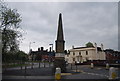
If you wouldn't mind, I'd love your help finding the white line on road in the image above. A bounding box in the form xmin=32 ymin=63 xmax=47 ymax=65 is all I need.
xmin=81 ymin=71 xmax=109 ymax=78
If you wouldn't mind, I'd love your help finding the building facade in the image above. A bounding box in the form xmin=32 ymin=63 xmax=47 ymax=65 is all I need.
xmin=104 ymin=49 xmax=120 ymax=63
xmin=65 ymin=44 xmax=106 ymax=64
xmin=29 ymin=47 xmax=55 ymax=62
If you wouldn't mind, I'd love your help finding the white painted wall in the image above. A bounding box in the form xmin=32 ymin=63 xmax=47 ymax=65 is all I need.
xmin=65 ymin=47 xmax=106 ymax=64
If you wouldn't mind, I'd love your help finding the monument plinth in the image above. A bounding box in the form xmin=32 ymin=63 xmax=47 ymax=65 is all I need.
xmin=54 ymin=13 xmax=66 ymax=73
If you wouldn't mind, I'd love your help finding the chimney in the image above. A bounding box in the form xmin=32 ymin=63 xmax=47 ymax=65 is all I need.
xmin=101 ymin=43 xmax=104 ymax=51
xmin=41 ymin=47 xmax=44 ymax=51
xmin=49 ymin=47 xmax=51 ymax=52
xmin=29 ymin=49 xmax=32 ymax=54
xmin=38 ymin=48 xmax=40 ymax=51
xmin=72 ymin=45 xmax=74 ymax=49
xmin=94 ymin=43 xmax=98 ymax=54
xmin=94 ymin=43 xmax=97 ymax=48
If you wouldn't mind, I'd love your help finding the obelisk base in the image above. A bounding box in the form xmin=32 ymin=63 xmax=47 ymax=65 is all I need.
xmin=53 ymin=53 xmax=66 ymax=73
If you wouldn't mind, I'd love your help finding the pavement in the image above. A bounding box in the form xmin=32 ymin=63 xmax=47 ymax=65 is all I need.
xmin=2 ymin=63 xmax=120 ymax=81
xmin=64 ymin=65 xmax=120 ymax=79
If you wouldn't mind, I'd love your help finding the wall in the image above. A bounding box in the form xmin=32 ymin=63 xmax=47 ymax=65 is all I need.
xmin=65 ymin=47 xmax=106 ymax=64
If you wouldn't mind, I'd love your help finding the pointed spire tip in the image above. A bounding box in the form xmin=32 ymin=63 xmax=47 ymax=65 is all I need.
xmin=59 ymin=13 xmax=62 ymax=16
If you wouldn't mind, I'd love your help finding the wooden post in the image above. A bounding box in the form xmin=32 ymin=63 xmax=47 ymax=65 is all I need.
xmin=76 ymin=64 xmax=77 ymax=72
xmin=20 ymin=58 xmax=22 ymax=70
xmin=39 ymin=61 xmax=40 ymax=68
xmin=20 ymin=60 xmax=22 ymax=70
xmin=5 ymin=62 xmax=7 ymax=71
xmin=49 ymin=61 xmax=50 ymax=67
xmin=44 ymin=61 xmax=45 ymax=67
xmin=31 ymin=61 xmax=33 ymax=69
xmin=25 ymin=66 xmax=27 ymax=76
xmin=71 ymin=63 xmax=72 ymax=70
xmin=31 ymin=54 xmax=33 ymax=69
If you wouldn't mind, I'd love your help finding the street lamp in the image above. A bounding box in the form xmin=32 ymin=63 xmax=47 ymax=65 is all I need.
xmin=29 ymin=42 xmax=35 ymax=69
xmin=29 ymin=42 xmax=35 ymax=54
xmin=49 ymin=44 xmax=53 ymax=62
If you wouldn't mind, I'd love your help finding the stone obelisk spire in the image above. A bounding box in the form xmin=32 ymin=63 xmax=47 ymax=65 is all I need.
xmin=54 ymin=13 xmax=66 ymax=73
xmin=55 ymin=13 xmax=65 ymax=53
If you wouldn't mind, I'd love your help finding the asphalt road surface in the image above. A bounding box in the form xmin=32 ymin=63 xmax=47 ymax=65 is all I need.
xmin=2 ymin=63 xmax=120 ymax=81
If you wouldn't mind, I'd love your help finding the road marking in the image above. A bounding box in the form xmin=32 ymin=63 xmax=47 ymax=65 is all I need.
xmin=82 ymin=71 xmax=109 ymax=78
xmin=97 ymin=68 xmax=102 ymax=70
xmin=72 ymin=70 xmax=83 ymax=72
xmin=72 ymin=69 xmax=109 ymax=78
xmin=61 ymin=73 xmax=72 ymax=75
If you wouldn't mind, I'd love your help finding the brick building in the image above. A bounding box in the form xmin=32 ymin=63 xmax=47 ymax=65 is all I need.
xmin=104 ymin=49 xmax=120 ymax=63
xmin=29 ymin=47 xmax=55 ymax=62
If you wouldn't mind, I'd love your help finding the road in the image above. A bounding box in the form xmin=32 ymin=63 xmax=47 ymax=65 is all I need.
xmin=64 ymin=64 xmax=120 ymax=79
xmin=2 ymin=62 xmax=120 ymax=81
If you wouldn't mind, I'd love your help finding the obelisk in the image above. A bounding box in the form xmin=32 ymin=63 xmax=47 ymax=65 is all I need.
xmin=54 ymin=13 xmax=66 ymax=72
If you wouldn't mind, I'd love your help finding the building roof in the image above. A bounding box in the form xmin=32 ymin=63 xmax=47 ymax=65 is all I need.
xmin=104 ymin=49 xmax=120 ymax=56
xmin=73 ymin=47 xmax=93 ymax=49
xmin=30 ymin=50 xmax=48 ymax=55
xmin=69 ymin=47 xmax=102 ymax=51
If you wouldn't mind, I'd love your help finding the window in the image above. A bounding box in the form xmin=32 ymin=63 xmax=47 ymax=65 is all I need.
xmin=79 ymin=52 xmax=81 ymax=55
xmin=77 ymin=57 xmax=79 ymax=61
xmin=86 ymin=51 xmax=88 ymax=55
xmin=67 ymin=54 xmax=69 ymax=57
xmin=73 ymin=52 xmax=75 ymax=56
xmin=86 ymin=57 xmax=88 ymax=61
xmin=73 ymin=58 xmax=75 ymax=61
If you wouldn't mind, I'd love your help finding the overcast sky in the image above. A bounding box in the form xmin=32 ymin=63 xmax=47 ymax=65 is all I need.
xmin=7 ymin=2 xmax=118 ymax=53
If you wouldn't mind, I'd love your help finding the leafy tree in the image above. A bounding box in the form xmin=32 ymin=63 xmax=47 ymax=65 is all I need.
xmin=0 ymin=3 xmax=22 ymax=62
xmin=86 ymin=42 xmax=94 ymax=47
xmin=16 ymin=51 xmax=28 ymax=61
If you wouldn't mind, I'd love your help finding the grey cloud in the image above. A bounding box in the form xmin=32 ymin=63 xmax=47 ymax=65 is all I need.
xmin=7 ymin=2 xmax=118 ymax=53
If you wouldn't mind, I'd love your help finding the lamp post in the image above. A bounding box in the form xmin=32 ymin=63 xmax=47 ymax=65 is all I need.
xmin=49 ymin=44 xmax=53 ymax=63
xmin=29 ymin=42 xmax=35 ymax=54
xmin=29 ymin=42 xmax=35 ymax=69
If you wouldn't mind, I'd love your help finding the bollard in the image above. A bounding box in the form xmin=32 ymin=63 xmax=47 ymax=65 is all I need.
xmin=91 ymin=63 xmax=94 ymax=69
xmin=55 ymin=67 xmax=61 ymax=80
xmin=109 ymin=67 xmax=118 ymax=80
xmin=106 ymin=63 xmax=109 ymax=70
